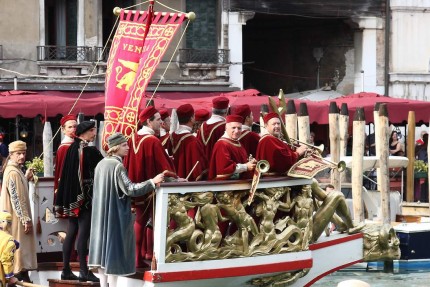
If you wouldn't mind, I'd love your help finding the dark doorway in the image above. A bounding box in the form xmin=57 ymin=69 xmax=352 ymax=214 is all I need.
xmin=242 ymin=14 xmax=354 ymax=96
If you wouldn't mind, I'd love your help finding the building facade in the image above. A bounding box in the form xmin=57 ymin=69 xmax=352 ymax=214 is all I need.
xmin=0 ymin=1 xmax=429 ymax=105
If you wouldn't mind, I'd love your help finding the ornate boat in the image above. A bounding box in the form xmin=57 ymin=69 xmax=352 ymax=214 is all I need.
xmin=28 ymin=174 xmax=399 ymax=287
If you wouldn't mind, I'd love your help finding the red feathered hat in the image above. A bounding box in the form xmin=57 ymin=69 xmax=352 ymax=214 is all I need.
xmin=232 ymin=105 xmax=251 ymax=123
xmin=60 ymin=114 xmax=77 ymax=126
xmin=226 ymin=115 xmax=243 ymax=124
xmin=176 ymin=104 xmax=194 ymax=119
xmin=263 ymin=112 xmax=279 ymax=124
xmin=159 ymin=109 xmax=170 ymax=121
xmin=195 ymin=109 xmax=210 ymax=121
xmin=212 ymin=96 xmax=229 ymax=109
xmin=139 ymin=106 xmax=158 ymax=123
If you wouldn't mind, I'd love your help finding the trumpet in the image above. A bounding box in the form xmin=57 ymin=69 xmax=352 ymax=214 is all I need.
xmin=320 ymin=157 xmax=347 ymax=172
xmin=256 ymin=160 xmax=270 ymax=173
xmin=290 ymin=138 xmax=324 ymax=154
xmin=290 ymin=138 xmax=346 ymax=172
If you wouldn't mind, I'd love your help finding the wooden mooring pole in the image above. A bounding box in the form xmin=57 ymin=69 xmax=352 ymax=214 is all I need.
xmin=406 ymin=111 xmax=416 ymax=202
xmin=285 ymin=99 xmax=297 ymax=141
xmin=352 ymin=107 xmax=365 ymax=223
xmin=329 ymin=102 xmax=340 ymax=191
xmin=298 ymin=103 xmax=310 ymax=144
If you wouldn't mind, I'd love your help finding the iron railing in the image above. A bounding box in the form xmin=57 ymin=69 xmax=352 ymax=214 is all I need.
xmin=0 ymin=45 xmax=3 ymax=59
xmin=37 ymin=46 xmax=93 ymax=61
xmin=178 ymin=49 xmax=229 ymax=64
xmin=93 ymin=46 xmax=111 ymax=62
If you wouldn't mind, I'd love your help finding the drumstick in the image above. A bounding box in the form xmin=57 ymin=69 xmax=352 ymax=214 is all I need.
xmin=185 ymin=161 xmax=200 ymax=181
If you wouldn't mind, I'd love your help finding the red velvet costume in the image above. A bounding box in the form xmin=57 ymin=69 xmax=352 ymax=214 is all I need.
xmin=196 ymin=120 xmax=225 ymax=161
xmin=159 ymin=132 xmax=172 ymax=155
xmin=171 ymin=129 xmax=208 ymax=181
xmin=256 ymin=134 xmax=299 ymax=175
xmin=54 ymin=138 xmax=74 ymax=193
xmin=124 ymin=131 xmax=175 ymax=266
xmin=208 ymin=137 xmax=251 ymax=180
xmin=238 ymin=128 xmax=260 ymax=158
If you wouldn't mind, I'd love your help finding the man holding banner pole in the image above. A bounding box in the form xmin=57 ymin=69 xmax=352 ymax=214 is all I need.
xmin=124 ymin=106 xmax=177 ymax=268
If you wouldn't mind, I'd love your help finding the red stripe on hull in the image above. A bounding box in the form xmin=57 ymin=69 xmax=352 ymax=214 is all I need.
xmin=144 ymin=259 xmax=313 ymax=283
xmin=309 ymin=233 xmax=363 ymax=251
xmin=303 ymin=259 xmax=363 ymax=287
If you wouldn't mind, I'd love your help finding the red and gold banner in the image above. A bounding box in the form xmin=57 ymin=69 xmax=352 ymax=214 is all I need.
xmin=102 ymin=9 xmax=153 ymax=149
xmin=116 ymin=13 xmax=186 ymax=137
xmin=287 ymin=154 xmax=331 ymax=179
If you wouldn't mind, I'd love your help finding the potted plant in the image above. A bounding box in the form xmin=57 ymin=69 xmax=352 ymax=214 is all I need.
xmin=414 ymin=160 xmax=428 ymax=179
xmin=25 ymin=157 xmax=44 ymax=177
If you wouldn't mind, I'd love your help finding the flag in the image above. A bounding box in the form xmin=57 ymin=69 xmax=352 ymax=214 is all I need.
xmin=102 ymin=9 xmax=153 ymax=150
xmin=116 ymin=13 xmax=186 ymax=137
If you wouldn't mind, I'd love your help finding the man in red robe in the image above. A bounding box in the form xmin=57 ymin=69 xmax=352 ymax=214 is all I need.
xmin=256 ymin=112 xmax=307 ymax=175
xmin=158 ymin=109 xmax=172 ymax=155
xmin=124 ymin=106 xmax=176 ymax=267
xmin=171 ymin=104 xmax=208 ymax=181
xmin=232 ymin=104 xmax=260 ymax=158
xmin=197 ymin=97 xmax=229 ymax=161
xmin=192 ymin=108 xmax=210 ymax=134
xmin=208 ymin=115 xmax=256 ymax=180
xmin=54 ymin=114 xmax=77 ymax=197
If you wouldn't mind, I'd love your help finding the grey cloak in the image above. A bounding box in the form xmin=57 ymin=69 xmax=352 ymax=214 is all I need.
xmin=88 ymin=155 xmax=155 ymax=275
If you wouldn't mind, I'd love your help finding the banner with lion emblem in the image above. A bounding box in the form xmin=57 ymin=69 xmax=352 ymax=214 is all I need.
xmin=102 ymin=9 xmax=152 ymax=150
xmin=103 ymin=7 xmax=186 ymax=148
xmin=115 ymin=13 xmax=186 ymax=137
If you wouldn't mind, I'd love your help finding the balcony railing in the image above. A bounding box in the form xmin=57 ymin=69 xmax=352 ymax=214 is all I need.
xmin=0 ymin=45 xmax=3 ymax=59
xmin=93 ymin=46 xmax=111 ymax=62
xmin=37 ymin=46 xmax=93 ymax=61
xmin=178 ymin=49 xmax=229 ymax=64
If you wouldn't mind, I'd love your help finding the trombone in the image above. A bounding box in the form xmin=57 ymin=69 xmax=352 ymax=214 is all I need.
xmin=290 ymin=138 xmax=347 ymax=172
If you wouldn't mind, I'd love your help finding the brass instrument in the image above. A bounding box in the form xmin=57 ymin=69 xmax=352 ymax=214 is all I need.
xmin=290 ymin=138 xmax=346 ymax=172
xmin=321 ymin=157 xmax=347 ymax=173
xmin=256 ymin=160 xmax=270 ymax=173
xmin=268 ymin=90 xmax=291 ymax=144
xmin=248 ymin=160 xmax=270 ymax=204
xmin=290 ymin=138 xmax=324 ymax=154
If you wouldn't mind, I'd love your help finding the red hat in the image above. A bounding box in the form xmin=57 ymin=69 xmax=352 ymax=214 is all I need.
xmin=60 ymin=114 xmax=77 ymax=126
xmin=226 ymin=115 xmax=243 ymax=124
xmin=139 ymin=106 xmax=158 ymax=123
xmin=232 ymin=105 xmax=251 ymax=123
xmin=159 ymin=109 xmax=170 ymax=121
xmin=195 ymin=109 xmax=210 ymax=121
xmin=263 ymin=112 xmax=279 ymax=124
xmin=212 ymin=96 xmax=229 ymax=109
xmin=176 ymin=104 xmax=194 ymax=119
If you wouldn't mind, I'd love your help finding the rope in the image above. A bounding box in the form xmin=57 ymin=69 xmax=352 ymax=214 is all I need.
xmin=156 ymin=1 xmax=184 ymax=14
xmin=38 ymin=15 xmax=120 ymax=159
xmin=124 ymin=0 xmax=150 ymax=10
xmin=145 ymin=19 xmax=191 ymax=107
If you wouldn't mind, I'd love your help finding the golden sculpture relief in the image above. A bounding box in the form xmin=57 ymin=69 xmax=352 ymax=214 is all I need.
xmin=249 ymin=269 xmax=310 ymax=287
xmin=362 ymin=223 xmax=400 ymax=262
xmin=164 ymin=181 xmax=371 ymax=267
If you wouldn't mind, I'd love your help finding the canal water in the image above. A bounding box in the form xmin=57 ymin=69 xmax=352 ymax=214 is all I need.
xmin=312 ymin=263 xmax=430 ymax=286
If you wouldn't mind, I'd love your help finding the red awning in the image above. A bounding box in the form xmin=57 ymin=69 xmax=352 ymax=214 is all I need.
xmin=0 ymin=90 xmax=105 ymax=119
xmin=303 ymin=92 xmax=430 ymax=124
xmin=1 ymin=90 xmax=429 ymax=125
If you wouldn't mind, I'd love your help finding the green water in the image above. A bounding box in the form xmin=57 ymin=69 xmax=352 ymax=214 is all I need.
xmin=313 ymin=270 xmax=430 ymax=286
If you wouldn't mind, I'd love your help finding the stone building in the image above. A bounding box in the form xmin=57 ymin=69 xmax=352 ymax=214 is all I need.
xmin=0 ymin=0 xmax=429 ymax=156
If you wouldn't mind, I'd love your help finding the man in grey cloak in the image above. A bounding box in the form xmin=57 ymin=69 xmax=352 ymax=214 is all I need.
xmin=88 ymin=133 xmax=164 ymax=287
